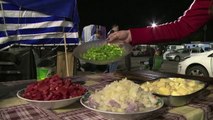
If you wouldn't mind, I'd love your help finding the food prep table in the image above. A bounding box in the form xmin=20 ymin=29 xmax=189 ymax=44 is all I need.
xmin=0 ymin=70 xmax=213 ymax=120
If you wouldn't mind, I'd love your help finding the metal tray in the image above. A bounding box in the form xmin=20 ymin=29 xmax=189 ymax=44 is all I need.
xmin=73 ymin=40 xmax=132 ymax=65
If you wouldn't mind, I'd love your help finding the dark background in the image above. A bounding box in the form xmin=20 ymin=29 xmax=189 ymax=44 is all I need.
xmin=77 ymin=0 xmax=213 ymax=42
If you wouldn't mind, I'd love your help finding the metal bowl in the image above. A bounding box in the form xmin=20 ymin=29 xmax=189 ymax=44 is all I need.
xmin=153 ymin=86 xmax=208 ymax=107
xmin=17 ymin=89 xmax=81 ymax=109
xmin=146 ymin=78 xmax=208 ymax=107
xmin=80 ymin=93 xmax=164 ymax=120
xmin=73 ymin=40 xmax=132 ymax=65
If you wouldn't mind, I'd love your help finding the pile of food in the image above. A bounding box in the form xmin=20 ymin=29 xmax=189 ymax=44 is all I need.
xmin=23 ymin=75 xmax=86 ymax=100
xmin=82 ymin=44 xmax=124 ymax=61
xmin=141 ymin=78 xmax=205 ymax=96
xmin=86 ymin=78 xmax=161 ymax=113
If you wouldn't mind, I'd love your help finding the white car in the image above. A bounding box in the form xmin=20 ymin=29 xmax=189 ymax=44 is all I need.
xmin=178 ymin=50 xmax=213 ymax=77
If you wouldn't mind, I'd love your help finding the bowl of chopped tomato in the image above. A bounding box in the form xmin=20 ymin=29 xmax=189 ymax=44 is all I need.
xmin=17 ymin=75 xmax=87 ymax=109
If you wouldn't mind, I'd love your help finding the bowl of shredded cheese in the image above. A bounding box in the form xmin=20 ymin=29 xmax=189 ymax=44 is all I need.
xmin=80 ymin=78 xmax=164 ymax=120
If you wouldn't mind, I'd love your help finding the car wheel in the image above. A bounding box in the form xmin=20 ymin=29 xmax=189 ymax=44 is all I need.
xmin=186 ymin=65 xmax=209 ymax=77
xmin=174 ymin=56 xmax=180 ymax=62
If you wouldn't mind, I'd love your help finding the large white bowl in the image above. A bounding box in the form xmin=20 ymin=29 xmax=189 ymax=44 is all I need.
xmin=17 ymin=89 xmax=81 ymax=109
xmin=80 ymin=94 xmax=164 ymax=120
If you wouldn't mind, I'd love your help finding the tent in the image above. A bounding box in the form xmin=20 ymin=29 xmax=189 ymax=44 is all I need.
xmin=0 ymin=0 xmax=79 ymax=50
xmin=0 ymin=0 xmax=80 ymax=79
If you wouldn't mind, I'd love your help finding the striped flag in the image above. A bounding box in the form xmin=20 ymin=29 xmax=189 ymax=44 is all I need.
xmin=0 ymin=0 xmax=79 ymax=50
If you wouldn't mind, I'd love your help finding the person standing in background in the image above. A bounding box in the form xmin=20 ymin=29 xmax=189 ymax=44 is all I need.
xmin=85 ymin=27 xmax=105 ymax=72
xmin=88 ymin=28 xmax=102 ymax=72
xmin=152 ymin=48 xmax=163 ymax=71
xmin=81 ymin=25 xmax=107 ymax=43
xmin=80 ymin=25 xmax=107 ymax=72
xmin=107 ymin=25 xmax=120 ymax=72
xmin=90 ymin=29 xmax=103 ymax=41
xmin=124 ymin=50 xmax=131 ymax=71
xmin=147 ymin=47 xmax=155 ymax=70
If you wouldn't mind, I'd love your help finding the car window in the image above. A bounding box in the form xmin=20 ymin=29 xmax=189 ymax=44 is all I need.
xmin=182 ymin=49 xmax=190 ymax=53
xmin=204 ymin=47 xmax=211 ymax=51
xmin=171 ymin=46 xmax=176 ymax=50
xmin=176 ymin=49 xmax=184 ymax=53
xmin=191 ymin=48 xmax=205 ymax=53
xmin=191 ymin=49 xmax=199 ymax=53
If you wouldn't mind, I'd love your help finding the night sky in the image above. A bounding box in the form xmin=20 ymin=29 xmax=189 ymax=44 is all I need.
xmin=77 ymin=0 xmax=213 ymax=42
xmin=77 ymin=0 xmax=193 ymax=31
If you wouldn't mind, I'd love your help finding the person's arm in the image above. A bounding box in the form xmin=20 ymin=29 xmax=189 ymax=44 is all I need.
xmin=130 ymin=0 xmax=212 ymax=45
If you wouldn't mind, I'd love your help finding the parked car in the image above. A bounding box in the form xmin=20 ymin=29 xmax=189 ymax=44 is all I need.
xmin=177 ymin=50 xmax=213 ymax=77
xmin=163 ymin=49 xmax=174 ymax=60
xmin=166 ymin=45 xmax=185 ymax=51
xmin=166 ymin=47 xmax=207 ymax=62
xmin=166 ymin=48 xmax=191 ymax=62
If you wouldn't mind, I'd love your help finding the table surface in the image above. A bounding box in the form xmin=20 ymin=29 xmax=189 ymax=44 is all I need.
xmin=1 ymin=71 xmax=213 ymax=120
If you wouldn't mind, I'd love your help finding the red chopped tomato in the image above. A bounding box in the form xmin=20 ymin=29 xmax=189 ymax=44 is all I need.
xmin=23 ymin=75 xmax=86 ymax=100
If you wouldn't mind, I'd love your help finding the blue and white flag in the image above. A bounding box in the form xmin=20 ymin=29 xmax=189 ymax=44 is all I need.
xmin=0 ymin=0 xmax=79 ymax=50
